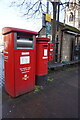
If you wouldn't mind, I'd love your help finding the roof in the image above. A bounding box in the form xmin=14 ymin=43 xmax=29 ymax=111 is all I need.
xmin=2 ymin=27 xmax=38 ymax=35
xmin=38 ymin=20 xmax=80 ymax=34
xmin=59 ymin=22 xmax=80 ymax=33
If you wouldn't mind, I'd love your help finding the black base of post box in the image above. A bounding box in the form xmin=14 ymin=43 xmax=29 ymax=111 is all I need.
xmin=35 ymin=74 xmax=48 ymax=85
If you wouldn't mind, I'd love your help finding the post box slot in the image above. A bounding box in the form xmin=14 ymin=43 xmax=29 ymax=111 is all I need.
xmin=16 ymin=36 xmax=34 ymax=50
xmin=43 ymin=45 xmax=48 ymax=47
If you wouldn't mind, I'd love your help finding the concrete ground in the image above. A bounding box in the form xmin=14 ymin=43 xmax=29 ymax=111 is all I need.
xmin=2 ymin=65 xmax=79 ymax=118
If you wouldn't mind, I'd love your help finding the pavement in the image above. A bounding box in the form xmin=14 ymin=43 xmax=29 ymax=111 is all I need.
xmin=0 ymin=53 xmax=79 ymax=118
xmin=2 ymin=67 xmax=79 ymax=118
xmin=0 ymin=53 xmax=4 ymax=88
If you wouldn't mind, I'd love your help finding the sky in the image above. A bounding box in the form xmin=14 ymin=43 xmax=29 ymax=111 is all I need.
xmin=0 ymin=0 xmax=68 ymax=34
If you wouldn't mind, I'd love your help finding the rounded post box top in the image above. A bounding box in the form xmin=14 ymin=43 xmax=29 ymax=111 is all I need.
xmin=2 ymin=27 xmax=38 ymax=35
xmin=36 ymin=37 xmax=50 ymax=42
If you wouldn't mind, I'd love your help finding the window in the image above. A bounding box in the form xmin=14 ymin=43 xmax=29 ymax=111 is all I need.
xmin=70 ymin=2 xmax=73 ymax=7
xmin=69 ymin=12 xmax=74 ymax=21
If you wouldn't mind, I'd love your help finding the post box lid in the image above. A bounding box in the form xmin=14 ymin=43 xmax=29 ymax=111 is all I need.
xmin=2 ymin=27 xmax=38 ymax=35
xmin=36 ymin=37 xmax=50 ymax=42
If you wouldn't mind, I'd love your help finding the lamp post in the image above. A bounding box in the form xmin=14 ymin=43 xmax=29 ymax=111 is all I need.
xmin=51 ymin=0 xmax=60 ymax=62
xmin=46 ymin=0 xmax=60 ymax=62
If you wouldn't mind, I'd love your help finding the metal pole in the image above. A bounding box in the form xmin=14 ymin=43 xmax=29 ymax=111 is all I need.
xmin=55 ymin=2 xmax=60 ymax=62
xmin=52 ymin=2 xmax=57 ymax=63
xmin=56 ymin=3 xmax=60 ymax=31
xmin=47 ymin=0 xmax=49 ymax=14
xmin=46 ymin=0 xmax=49 ymax=38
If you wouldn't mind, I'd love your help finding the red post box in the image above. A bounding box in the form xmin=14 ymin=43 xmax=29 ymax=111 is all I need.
xmin=48 ymin=43 xmax=54 ymax=61
xmin=2 ymin=27 xmax=38 ymax=97
xmin=36 ymin=37 xmax=50 ymax=83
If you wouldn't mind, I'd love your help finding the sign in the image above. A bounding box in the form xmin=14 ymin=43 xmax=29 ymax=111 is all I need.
xmin=22 ymin=52 xmax=29 ymax=55
xmin=46 ymin=22 xmax=51 ymax=35
xmin=45 ymin=13 xmax=51 ymax=22
xmin=44 ymin=49 xmax=48 ymax=56
xmin=22 ymin=74 xmax=29 ymax=80
xmin=20 ymin=56 xmax=30 ymax=64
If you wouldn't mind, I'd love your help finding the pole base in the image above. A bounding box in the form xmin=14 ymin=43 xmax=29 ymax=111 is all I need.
xmin=35 ymin=74 xmax=48 ymax=85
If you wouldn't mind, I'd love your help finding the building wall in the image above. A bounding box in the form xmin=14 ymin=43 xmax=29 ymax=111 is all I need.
xmin=38 ymin=24 xmax=79 ymax=62
xmin=61 ymin=32 xmax=75 ymax=61
xmin=65 ymin=0 xmax=80 ymax=30
xmin=78 ymin=6 xmax=80 ymax=29
xmin=38 ymin=27 xmax=46 ymax=37
xmin=55 ymin=25 xmax=63 ymax=62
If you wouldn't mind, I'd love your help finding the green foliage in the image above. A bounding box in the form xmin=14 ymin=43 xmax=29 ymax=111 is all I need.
xmin=34 ymin=85 xmax=41 ymax=93
xmin=47 ymin=77 xmax=55 ymax=82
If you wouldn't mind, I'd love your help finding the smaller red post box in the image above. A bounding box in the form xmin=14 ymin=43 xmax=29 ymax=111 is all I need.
xmin=48 ymin=43 xmax=54 ymax=61
xmin=36 ymin=37 xmax=50 ymax=84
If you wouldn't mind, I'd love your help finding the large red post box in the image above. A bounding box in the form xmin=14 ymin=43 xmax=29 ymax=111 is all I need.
xmin=2 ymin=27 xmax=38 ymax=97
xmin=36 ymin=37 xmax=50 ymax=83
xmin=48 ymin=43 xmax=54 ymax=61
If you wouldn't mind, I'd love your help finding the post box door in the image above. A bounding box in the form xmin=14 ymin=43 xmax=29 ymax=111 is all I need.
xmin=48 ymin=43 xmax=54 ymax=61
xmin=14 ymin=34 xmax=36 ymax=96
xmin=14 ymin=50 xmax=35 ymax=96
xmin=36 ymin=43 xmax=48 ymax=75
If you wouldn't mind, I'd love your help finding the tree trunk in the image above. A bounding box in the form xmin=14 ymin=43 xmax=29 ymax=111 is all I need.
xmin=52 ymin=2 xmax=57 ymax=63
